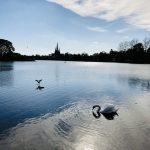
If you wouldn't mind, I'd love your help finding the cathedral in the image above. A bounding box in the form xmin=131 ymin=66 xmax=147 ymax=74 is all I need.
xmin=54 ymin=43 xmax=60 ymax=56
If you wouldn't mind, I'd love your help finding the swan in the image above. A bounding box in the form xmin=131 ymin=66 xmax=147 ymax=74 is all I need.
xmin=92 ymin=104 xmax=118 ymax=114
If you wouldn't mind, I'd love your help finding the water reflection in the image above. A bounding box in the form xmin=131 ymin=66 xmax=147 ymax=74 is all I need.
xmin=92 ymin=111 xmax=101 ymax=119
xmin=0 ymin=62 xmax=13 ymax=72
xmin=56 ymin=119 xmax=72 ymax=137
xmin=36 ymin=85 xmax=45 ymax=90
xmin=118 ymin=76 xmax=150 ymax=91
xmin=0 ymin=62 xmax=150 ymax=150
xmin=0 ymin=62 xmax=14 ymax=87
xmin=54 ymin=62 xmax=60 ymax=82
xmin=128 ymin=77 xmax=150 ymax=91
xmin=92 ymin=110 xmax=119 ymax=120
xmin=102 ymin=112 xmax=119 ymax=120
xmin=0 ymin=98 xmax=150 ymax=150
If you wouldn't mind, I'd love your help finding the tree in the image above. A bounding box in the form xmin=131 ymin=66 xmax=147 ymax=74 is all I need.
xmin=129 ymin=39 xmax=138 ymax=49
xmin=131 ymin=43 xmax=145 ymax=61
xmin=133 ymin=43 xmax=144 ymax=53
xmin=0 ymin=39 xmax=15 ymax=56
xmin=143 ymin=37 xmax=150 ymax=51
xmin=118 ymin=41 xmax=130 ymax=51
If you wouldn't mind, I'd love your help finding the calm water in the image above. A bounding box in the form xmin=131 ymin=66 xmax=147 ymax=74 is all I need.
xmin=0 ymin=61 xmax=150 ymax=150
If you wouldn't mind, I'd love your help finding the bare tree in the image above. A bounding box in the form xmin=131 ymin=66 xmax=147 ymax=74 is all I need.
xmin=129 ymin=39 xmax=138 ymax=49
xmin=143 ymin=37 xmax=150 ymax=51
xmin=118 ymin=39 xmax=139 ymax=51
xmin=118 ymin=41 xmax=130 ymax=51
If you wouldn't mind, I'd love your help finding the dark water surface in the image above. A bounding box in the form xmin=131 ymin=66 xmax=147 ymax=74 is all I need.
xmin=0 ymin=61 xmax=150 ymax=150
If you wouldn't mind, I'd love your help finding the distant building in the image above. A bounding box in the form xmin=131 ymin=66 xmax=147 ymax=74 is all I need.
xmin=50 ymin=43 xmax=62 ymax=60
xmin=54 ymin=43 xmax=60 ymax=56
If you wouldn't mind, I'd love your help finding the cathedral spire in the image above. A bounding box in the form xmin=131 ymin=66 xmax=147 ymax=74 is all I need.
xmin=55 ymin=42 xmax=60 ymax=56
xmin=56 ymin=42 xmax=59 ymax=51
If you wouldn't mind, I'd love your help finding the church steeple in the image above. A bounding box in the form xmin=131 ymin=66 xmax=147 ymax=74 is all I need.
xmin=55 ymin=42 xmax=59 ymax=51
xmin=55 ymin=42 xmax=60 ymax=55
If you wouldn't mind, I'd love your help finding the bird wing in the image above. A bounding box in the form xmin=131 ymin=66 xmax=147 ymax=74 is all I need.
xmin=101 ymin=104 xmax=117 ymax=113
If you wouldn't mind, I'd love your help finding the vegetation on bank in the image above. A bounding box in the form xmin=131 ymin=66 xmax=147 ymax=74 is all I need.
xmin=0 ymin=39 xmax=34 ymax=61
xmin=1 ymin=38 xmax=150 ymax=63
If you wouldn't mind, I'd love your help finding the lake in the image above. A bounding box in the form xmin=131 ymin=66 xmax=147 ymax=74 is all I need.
xmin=0 ymin=61 xmax=150 ymax=150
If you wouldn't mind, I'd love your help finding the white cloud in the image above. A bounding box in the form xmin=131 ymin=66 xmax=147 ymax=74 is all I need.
xmin=91 ymin=41 xmax=105 ymax=46
xmin=46 ymin=0 xmax=150 ymax=30
xmin=87 ymin=26 xmax=107 ymax=32
xmin=92 ymin=41 xmax=99 ymax=45
xmin=116 ymin=28 xmax=130 ymax=33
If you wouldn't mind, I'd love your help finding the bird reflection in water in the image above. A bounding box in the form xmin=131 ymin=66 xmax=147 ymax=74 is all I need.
xmin=35 ymin=79 xmax=44 ymax=90
xmin=92 ymin=104 xmax=119 ymax=120
xmin=102 ymin=112 xmax=119 ymax=120
xmin=92 ymin=111 xmax=101 ymax=119
xmin=36 ymin=85 xmax=45 ymax=90
xmin=92 ymin=110 xmax=119 ymax=120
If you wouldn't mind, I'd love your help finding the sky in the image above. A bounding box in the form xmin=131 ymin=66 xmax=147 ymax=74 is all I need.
xmin=0 ymin=0 xmax=150 ymax=55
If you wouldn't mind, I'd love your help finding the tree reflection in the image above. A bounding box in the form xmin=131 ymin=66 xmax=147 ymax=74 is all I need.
xmin=0 ymin=62 xmax=13 ymax=72
xmin=128 ymin=78 xmax=150 ymax=91
xmin=118 ymin=76 xmax=150 ymax=91
xmin=0 ymin=62 xmax=14 ymax=87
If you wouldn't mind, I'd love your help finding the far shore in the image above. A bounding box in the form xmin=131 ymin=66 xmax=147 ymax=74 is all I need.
xmin=1 ymin=58 xmax=150 ymax=64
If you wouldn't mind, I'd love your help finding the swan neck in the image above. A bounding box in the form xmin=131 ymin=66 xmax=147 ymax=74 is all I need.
xmin=97 ymin=106 xmax=101 ymax=112
xmin=93 ymin=105 xmax=101 ymax=112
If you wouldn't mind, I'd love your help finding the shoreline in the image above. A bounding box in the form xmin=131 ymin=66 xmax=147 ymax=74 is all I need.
xmin=1 ymin=59 xmax=150 ymax=64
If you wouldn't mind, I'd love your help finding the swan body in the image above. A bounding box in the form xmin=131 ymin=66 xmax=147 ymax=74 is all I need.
xmin=100 ymin=104 xmax=118 ymax=114
xmin=92 ymin=104 xmax=118 ymax=114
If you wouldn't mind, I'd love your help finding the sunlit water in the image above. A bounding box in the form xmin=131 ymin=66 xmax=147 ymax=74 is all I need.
xmin=0 ymin=61 xmax=150 ymax=150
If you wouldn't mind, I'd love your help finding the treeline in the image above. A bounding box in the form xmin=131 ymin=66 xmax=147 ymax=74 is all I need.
xmin=35 ymin=38 xmax=150 ymax=63
xmin=113 ymin=38 xmax=150 ymax=63
xmin=1 ymin=38 xmax=150 ymax=63
xmin=0 ymin=39 xmax=34 ymax=61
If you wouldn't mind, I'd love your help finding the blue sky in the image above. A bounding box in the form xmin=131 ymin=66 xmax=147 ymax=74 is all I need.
xmin=0 ymin=0 xmax=150 ymax=55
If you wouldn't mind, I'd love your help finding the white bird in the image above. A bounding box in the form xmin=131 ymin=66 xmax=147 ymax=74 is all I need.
xmin=35 ymin=79 xmax=42 ymax=84
xmin=92 ymin=104 xmax=118 ymax=114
